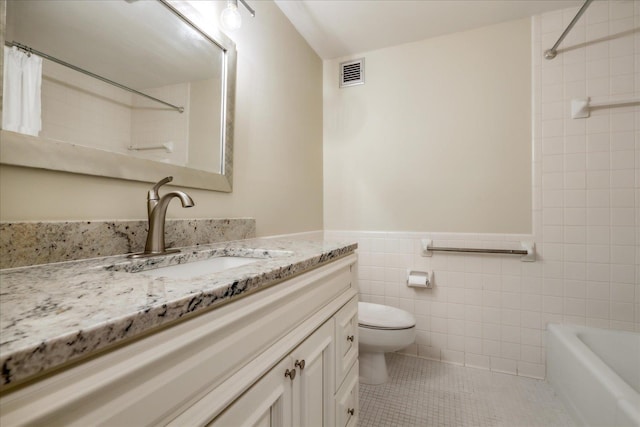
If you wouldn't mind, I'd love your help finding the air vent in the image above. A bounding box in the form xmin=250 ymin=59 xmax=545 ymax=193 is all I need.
xmin=340 ymin=58 xmax=365 ymax=88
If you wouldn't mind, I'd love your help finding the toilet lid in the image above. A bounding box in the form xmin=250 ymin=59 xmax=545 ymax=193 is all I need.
xmin=358 ymin=302 xmax=416 ymax=329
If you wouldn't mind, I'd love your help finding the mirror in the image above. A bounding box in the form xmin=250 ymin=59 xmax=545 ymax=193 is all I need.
xmin=0 ymin=0 xmax=236 ymax=191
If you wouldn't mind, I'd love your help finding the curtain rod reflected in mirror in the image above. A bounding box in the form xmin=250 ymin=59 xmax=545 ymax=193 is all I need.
xmin=5 ymin=41 xmax=185 ymax=113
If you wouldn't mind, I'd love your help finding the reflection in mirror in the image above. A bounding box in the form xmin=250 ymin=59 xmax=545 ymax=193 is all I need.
xmin=1 ymin=0 xmax=236 ymax=191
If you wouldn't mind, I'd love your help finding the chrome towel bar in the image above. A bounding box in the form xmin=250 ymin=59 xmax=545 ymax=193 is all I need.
xmin=427 ymin=247 xmax=526 ymax=255
xmin=421 ymin=240 xmax=536 ymax=262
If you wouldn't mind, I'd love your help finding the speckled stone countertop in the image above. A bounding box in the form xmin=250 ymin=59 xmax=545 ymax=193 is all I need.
xmin=0 ymin=238 xmax=357 ymax=389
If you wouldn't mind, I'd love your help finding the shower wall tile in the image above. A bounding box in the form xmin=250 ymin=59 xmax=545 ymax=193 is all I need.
xmin=535 ymin=0 xmax=637 ymax=333
xmin=41 ymin=62 xmax=133 ymax=150
xmin=39 ymin=62 xmax=191 ymax=164
xmin=325 ymin=0 xmax=639 ymax=380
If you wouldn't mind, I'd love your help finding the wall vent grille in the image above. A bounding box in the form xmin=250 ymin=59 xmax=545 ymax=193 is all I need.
xmin=340 ymin=58 xmax=365 ymax=88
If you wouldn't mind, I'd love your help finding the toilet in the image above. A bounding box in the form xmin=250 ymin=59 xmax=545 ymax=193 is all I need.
xmin=358 ymin=302 xmax=416 ymax=385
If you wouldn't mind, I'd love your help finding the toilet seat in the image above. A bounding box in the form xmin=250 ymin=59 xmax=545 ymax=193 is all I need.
xmin=358 ymin=302 xmax=416 ymax=330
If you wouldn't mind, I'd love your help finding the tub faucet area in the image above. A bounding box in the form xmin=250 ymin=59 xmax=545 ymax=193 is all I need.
xmin=129 ymin=176 xmax=195 ymax=258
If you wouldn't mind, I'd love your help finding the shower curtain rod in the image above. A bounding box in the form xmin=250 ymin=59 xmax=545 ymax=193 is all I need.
xmin=544 ymin=0 xmax=594 ymax=59
xmin=4 ymin=41 xmax=184 ymax=113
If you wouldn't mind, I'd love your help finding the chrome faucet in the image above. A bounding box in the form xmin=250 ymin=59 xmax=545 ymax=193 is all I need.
xmin=129 ymin=176 xmax=194 ymax=258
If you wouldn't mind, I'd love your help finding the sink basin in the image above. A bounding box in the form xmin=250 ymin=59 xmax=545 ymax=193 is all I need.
xmin=136 ymin=256 xmax=259 ymax=279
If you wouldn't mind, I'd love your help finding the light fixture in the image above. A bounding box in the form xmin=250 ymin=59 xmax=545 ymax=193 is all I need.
xmin=220 ymin=0 xmax=255 ymax=32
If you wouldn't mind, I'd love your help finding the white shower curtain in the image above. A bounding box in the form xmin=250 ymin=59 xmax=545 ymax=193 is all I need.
xmin=2 ymin=46 xmax=42 ymax=137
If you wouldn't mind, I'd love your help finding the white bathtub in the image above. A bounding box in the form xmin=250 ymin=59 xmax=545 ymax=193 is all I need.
xmin=547 ymin=323 xmax=640 ymax=427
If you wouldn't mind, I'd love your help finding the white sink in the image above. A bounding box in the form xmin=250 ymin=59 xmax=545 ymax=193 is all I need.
xmin=137 ymin=256 xmax=259 ymax=279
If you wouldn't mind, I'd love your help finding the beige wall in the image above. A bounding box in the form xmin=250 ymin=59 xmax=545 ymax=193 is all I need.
xmin=323 ymin=18 xmax=532 ymax=233
xmin=0 ymin=0 xmax=324 ymax=237
xmin=189 ymin=78 xmax=222 ymax=173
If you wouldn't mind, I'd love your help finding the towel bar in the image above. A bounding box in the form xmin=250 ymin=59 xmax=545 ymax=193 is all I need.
xmin=421 ymin=240 xmax=536 ymax=262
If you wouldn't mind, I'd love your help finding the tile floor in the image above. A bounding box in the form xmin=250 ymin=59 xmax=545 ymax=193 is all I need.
xmin=359 ymin=354 xmax=575 ymax=427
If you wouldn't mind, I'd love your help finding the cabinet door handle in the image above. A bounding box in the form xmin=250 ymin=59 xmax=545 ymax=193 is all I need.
xmin=347 ymin=408 xmax=355 ymax=416
xmin=295 ymin=359 xmax=306 ymax=370
xmin=346 ymin=335 xmax=355 ymax=342
xmin=284 ymin=368 xmax=296 ymax=381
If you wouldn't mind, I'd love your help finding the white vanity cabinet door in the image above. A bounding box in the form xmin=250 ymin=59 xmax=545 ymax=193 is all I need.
xmin=335 ymin=361 xmax=359 ymax=427
xmin=334 ymin=296 xmax=358 ymax=390
xmin=208 ymin=356 xmax=293 ymax=427
xmin=291 ymin=320 xmax=335 ymax=427
xmin=210 ymin=320 xmax=336 ymax=427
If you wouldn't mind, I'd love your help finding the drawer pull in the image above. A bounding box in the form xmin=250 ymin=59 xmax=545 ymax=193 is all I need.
xmin=346 ymin=335 xmax=355 ymax=342
xmin=295 ymin=359 xmax=306 ymax=370
xmin=284 ymin=368 xmax=296 ymax=381
xmin=347 ymin=408 xmax=355 ymax=416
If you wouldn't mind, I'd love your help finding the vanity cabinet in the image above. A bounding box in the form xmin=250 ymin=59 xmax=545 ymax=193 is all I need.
xmin=334 ymin=297 xmax=359 ymax=390
xmin=291 ymin=320 xmax=335 ymax=427
xmin=206 ymin=296 xmax=359 ymax=427
xmin=210 ymin=320 xmax=334 ymax=427
xmin=209 ymin=356 xmax=293 ymax=427
xmin=0 ymin=254 xmax=358 ymax=427
xmin=335 ymin=362 xmax=359 ymax=427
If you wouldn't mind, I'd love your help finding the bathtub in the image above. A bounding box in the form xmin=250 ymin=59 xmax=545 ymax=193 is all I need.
xmin=547 ymin=323 xmax=640 ymax=427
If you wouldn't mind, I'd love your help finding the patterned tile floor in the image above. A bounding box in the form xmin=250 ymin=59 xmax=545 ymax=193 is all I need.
xmin=359 ymin=354 xmax=575 ymax=427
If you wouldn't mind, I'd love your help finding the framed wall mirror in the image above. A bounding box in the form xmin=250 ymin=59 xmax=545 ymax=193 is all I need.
xmin=0 ymin=0 xmax=236 ymax=191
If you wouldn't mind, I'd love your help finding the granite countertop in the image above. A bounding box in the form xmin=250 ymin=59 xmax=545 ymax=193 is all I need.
xmin=0 ymin=238 xmax=357 ymax=389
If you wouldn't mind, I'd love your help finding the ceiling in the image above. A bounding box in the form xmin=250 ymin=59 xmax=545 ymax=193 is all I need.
xmin=274 ymin=0 xmax=584 ymax=59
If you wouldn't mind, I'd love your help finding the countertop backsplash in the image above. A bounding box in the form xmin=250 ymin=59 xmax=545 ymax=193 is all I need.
xmin=0 ymin=218 xmax=256 ymax=269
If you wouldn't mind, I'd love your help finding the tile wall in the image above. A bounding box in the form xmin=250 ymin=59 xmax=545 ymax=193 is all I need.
xmin=130 ymin=82 xmax=190 ymax=166
xmin=534 ymin=0 xmax=639 ymax=333
xmin=40 ymin=62 xmax=190 ymax=164
xmin=325 ymin=0 xmax=639 ymax=379
xmin=41 ymin=61 xmax=133 ymax=151
xmin=325 ymin=231 xmax=546 ymax=378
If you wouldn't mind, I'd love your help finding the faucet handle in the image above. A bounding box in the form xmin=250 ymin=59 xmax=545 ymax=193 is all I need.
xmin=149 ymin=176 xmax=173 ymax=201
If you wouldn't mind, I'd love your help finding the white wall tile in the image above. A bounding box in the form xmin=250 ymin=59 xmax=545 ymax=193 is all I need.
xmin=564 ymin=172 xmax=587 ymax=189
xmin=611 ymin=189 xmax=635 ymax=207
xmin=611 ymin=283 xmax=635 ymax=301
xmin=611 ymin=74 xmax=635 ymax=94
xmin=587 ymin=170 xmax=611 ymax=188
xmin=610 ymin=302 xmax=634 ymax=322
xmin=610 ymin=264 xmax=635 ymax=283
xmin=611 ymin=169 xmax=635 ymax=187
xmin=564 ymin=189 xmax=586 ymax=207
xmin=586 ymin=76 xmax=610 ymax=96
xmin=610 ymin=55 xmax=635 ymax=76
xmin=587 ymin=207 xmax=611 ymax=225
xmin=610 ymin=245 xmax=635 ymax=264
xmin=587 ymin=151 xmax=611 ymax=169
xmin=611 ymin=150 xmax=636 ymax=169
xmin=611 ymin=207 xmax=636 ymax=226
xmin=586 ymin=299 xmax=610 ymax=318
xmin=587 ymin=225 xmax=610 ymax=244
xmin=587 ymin=132 xmax=611 ymax=152
xmin=491 ymin=357 xmax=517 ymax=375
xmin=566 ymin=153 xmax=587 ymax=170
xmin=611 ymin=131 xmax=634 ymax=150
xmin=587 ymin=59 xmax=610 ymax=79
xmin=611 ymin=112 xmax=635 ymax=132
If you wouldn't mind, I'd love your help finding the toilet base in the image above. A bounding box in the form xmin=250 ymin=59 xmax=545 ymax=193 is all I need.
xmin=359 ymin=351 xmax=388 ymax=385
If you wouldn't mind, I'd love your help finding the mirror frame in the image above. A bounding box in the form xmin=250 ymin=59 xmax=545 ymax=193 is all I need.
xmin=0 ymin=0 xmax=236 ymax=192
